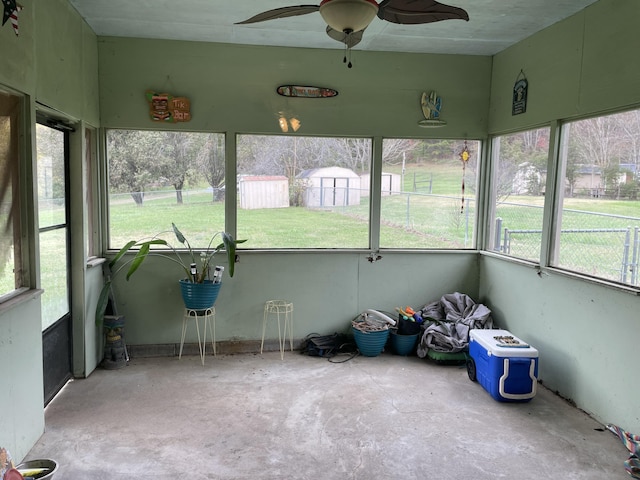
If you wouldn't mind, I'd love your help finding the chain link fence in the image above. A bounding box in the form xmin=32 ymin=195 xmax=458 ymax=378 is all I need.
xmin=495 ymin=204 xmax=640 ymax=286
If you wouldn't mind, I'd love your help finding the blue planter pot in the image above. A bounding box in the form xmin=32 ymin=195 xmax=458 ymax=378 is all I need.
xmin=352 ymin=327 xmax=389 ymax=357
xmin=179 ymin=279 xmax=221 ymax=310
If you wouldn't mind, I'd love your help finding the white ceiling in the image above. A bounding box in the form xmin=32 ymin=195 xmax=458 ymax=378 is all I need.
xmin=68 ymin=0 xmax=599 ymax=56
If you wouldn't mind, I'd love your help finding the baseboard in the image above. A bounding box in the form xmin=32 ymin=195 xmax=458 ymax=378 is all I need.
xmin=127 ymin=339 xmax=299 ymax=358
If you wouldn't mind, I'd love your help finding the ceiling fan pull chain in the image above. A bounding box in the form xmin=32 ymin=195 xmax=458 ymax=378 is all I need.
xmin=342 ymin=30 xmax=353 ymax=68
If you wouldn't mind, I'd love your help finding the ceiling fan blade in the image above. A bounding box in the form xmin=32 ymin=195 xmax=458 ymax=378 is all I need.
xmin=326 ymin=26 xmax=364 ymax=48
xmin=377 ymin=0 xmax=469 ymax=25
xmin=235 ymin=5 xmax=320 ymax=25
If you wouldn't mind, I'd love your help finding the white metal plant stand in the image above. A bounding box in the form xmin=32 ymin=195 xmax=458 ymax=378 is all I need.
xmin=180 ymin=307 xmax=216 ymax=365
xmin=261 ymin=300 xmax=294 ymax=360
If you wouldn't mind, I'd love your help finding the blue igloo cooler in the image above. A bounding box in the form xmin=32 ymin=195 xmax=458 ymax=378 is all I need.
xmin=467 ymin=329 xmax=538 ymax=402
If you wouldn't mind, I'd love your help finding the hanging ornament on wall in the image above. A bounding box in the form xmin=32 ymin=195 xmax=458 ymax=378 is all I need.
xmin=2 ymin=0 xmax=22 ymax=36
xmin=418 ymin=91 xmax=447 ymax=128
xmin=459 ymin=140 xmax=470 ymax=213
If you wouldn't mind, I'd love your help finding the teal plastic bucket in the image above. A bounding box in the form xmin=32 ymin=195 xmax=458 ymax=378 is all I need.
xmin=179 ymin=279 xmax=221 ymax=310
xmin=390 ymin=331 xmax=419 ymax=356
xmin=352 ymin=327 xmax=389 ymax=357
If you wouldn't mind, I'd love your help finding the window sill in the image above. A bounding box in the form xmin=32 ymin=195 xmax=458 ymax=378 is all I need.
xmin=87 ymin=257 xmax=107 ymax=268
xmin=0 ymin=288 xmax=45 ymax=314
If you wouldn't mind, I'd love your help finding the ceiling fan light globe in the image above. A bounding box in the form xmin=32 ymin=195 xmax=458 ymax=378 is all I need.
xmin=319 ymin=0 xmax=379 ymax=33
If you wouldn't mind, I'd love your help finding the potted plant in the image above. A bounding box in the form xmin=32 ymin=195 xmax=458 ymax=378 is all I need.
xmin=96 ymin=223 xmax=245 ymax=325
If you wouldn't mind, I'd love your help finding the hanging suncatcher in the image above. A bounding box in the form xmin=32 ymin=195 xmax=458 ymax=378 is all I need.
xmin=459 ymin=141 xmax=470 ymax=213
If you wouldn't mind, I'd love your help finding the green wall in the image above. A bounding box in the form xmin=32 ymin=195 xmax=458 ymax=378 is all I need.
xmin=2 ymin=0 xmax=639 ymax=464
xmin=0 ymin=294 xmax=44 ymax=466
xmin=98 ymin=37 xmax=491 ymax=138
xmin=489 ymin=0 xmax=640 ymax=132
xmin=110 ymin=252 xmax=479 ymax=348
xmin=98 ymin=36 xmax=491 ymax=349
xmin=0 ymin=0 xmax=99 ymax=463
xmin=482 ymin=0 xmax=640 ymax=431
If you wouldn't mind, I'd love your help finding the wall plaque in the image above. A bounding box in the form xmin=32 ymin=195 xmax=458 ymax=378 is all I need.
xmin=145 ymin=90 xmax=191 ymax=122
xmin=512 ymin=71 xmax=528 ymax=116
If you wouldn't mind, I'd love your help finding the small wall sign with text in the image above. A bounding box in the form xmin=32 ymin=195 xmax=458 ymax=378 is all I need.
xmin=512 ymin=71 xmax=528 ymax=116
xmin=276 ymin=85 xmax=338 ymax=98
xmin=145 ymin=90 xmax=191 ymax=122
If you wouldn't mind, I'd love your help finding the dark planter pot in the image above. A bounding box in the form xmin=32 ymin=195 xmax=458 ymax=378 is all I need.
xmin=390 ymin=331 xmax=420 ymax=356
xmin=179 ymin=279 xmax=221 ymax=310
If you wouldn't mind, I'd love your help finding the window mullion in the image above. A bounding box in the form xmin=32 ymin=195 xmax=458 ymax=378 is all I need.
xmin=540 ymin=120 xmax=562 ymax=268
xmin=369 ymin=136 xmax=382 ymax=252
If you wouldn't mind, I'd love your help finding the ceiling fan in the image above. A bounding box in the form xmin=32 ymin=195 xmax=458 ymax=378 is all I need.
xmin=236 ymin=0 xmax=469 ymax=67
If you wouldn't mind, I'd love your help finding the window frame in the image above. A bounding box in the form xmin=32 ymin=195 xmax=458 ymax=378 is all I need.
xmin=103 ymin=129 xmax=485 ymax=254
xmin=484 ymin=112 xmax=640 ymax=294
xmin=486 ymin=126 xmax=553 ymax=263
xmin=0 ymin=86 xmax=31 ymax=304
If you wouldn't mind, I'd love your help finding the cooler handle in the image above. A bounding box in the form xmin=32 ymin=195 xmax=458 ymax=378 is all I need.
xmin=499 ymin=358 xmax=537 ymax=400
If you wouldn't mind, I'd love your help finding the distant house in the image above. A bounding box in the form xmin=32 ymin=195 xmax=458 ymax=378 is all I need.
xmin=573 ymin=165 xmax=603 ymax=196
xmin=619 ymin=163 xmax=638 ymax=184
xmin=238 ymin=175 xmax=289 ymax=209
xmin=297 ymin=167 xmax=361 ymax=207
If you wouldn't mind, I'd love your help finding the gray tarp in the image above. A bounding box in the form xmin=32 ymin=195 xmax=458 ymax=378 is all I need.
xmin=416 ymin=292 xmax=493 ymax=357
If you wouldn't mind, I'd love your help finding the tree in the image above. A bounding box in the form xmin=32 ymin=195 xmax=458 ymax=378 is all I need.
xmin=35 ymin=124 xmax=66 ymax=201
xmin=154 ymin=131 xmax=196 ymax=204
xmin=107 ymin=129 xmax=164 ymax=205
xmin=570 ymin=115 xmax=623 ymax=169
xmin=197 ymin=133 xmax=225 ymax=201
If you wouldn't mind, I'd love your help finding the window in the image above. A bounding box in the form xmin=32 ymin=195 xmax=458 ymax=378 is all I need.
xmin=106 ymin=129 xmax=225 ymax=249
xmin=0 ymin=90 xmax=23 ymax=298
xmin=36 ymin=122 xmax=70 ymax=329
xmin=555 ymin=110 xmax=640 ymax=287
xmin=380 ymin=138 xmax=480 ymax=249
xmin=489 ymin=128 xmax=551 ymax=261
xmin=236 ymin=135 xmax=371 ymax=249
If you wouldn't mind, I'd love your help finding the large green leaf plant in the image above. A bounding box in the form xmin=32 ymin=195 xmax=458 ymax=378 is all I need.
xmin=96 ymin=223 xmax=245 ymax=325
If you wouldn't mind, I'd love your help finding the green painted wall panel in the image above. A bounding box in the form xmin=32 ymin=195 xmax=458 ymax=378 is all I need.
xmin=484 ymin=0 xmax=640 ymax=433
xmin=490 ymin=0 xmax=640 ymax=133
xmin=0 ymin=0 xmax=99 ymax=463
xmin=478 ymin=255 xmax=639 ymax=433
xmin=578 ymin=0 xmax=640 ymax=115
xmin=109 ymin=252 xmax=478 ymax=346
xmin=98 ymin=37 xmax=491 ymax=139
xmin=0 ymin=0 xmax=35 ymax=93
xmin=489 ymin=14 xmax=585 ymax=133
xmin=0 ymin=295 xmax=45 ymax=464
xmin=34 ymin=0 xmax=89 ymax=119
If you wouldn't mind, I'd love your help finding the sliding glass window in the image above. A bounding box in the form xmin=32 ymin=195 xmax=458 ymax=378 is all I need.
xmin=106 ymin=129 xmax=225 ymax=249
xmin=380 ymin=138 xmax=480 ymax=249
xmin=236 ymin=135 xmax=371 ymax=249
xmin=554 ymin=110 xmax=640 ymax=287
xmin=106 ymin=132 xmax=482 ymax=252
xmin=489 ymin=128 xmax=551 ymax=261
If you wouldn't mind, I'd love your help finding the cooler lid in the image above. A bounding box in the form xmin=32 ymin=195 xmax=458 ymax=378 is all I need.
xmin=469 ymin=329 xmax=538 ymax=357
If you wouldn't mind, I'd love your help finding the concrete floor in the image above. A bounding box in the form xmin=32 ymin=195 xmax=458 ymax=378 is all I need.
xmin=27 ymin=351 xmax=630 ymax=480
